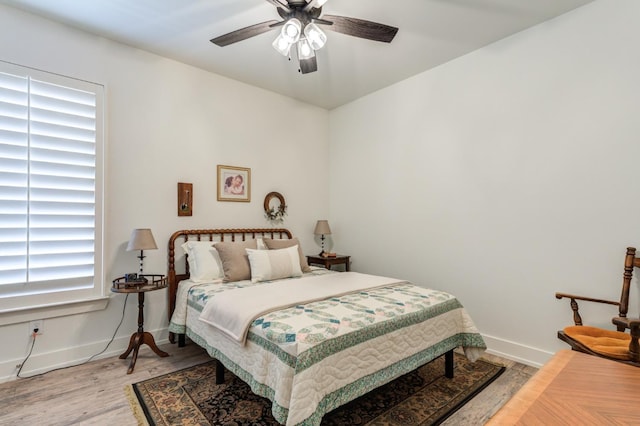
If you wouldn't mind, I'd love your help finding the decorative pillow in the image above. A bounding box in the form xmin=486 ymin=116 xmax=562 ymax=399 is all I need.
xmin=246 ymin=245 xmax=303 ymax=283
xmin=263 ymin=237 xmax=312 ymax=273
xmin=214 ymin=239 xmax=258 ymax=282
xmin=181 ymin=241 xmax=223 ymax=282
xmin=256 ymin=238 xmax=267 ymax=250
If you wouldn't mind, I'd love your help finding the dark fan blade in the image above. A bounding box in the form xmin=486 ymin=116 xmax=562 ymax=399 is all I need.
xmin=265 ymin=0 xmax=291 ymax=13
xmin=319 ymin=15 xmax=398 ymax=43
xmin=277 ymin=7 xmax=289 ymax=20
xmin=313 ymin=18 xmax=333 ymax=25
xmin=299 ymin=55 xmax=318 ymax=74
xmin=211 ymin=20 xmax=280 ymax=46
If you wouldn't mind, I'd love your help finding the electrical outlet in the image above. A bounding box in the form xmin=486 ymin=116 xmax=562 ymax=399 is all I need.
xmin=29 ymin=319 xmax=43 ymax=335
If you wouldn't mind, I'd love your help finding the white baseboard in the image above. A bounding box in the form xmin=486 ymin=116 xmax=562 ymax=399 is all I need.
xmin=482 ymin=333 xmax=554 ymax=368
xmin=0 ymin=327 xmax=169 ymax=383
xmin=1 ymin=329 xmax=550 ymax=383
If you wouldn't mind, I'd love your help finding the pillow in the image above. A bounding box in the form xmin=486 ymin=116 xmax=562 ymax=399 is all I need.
xmin=214 ymin=239 xmax=258 ymax=282
xmin=181 ymin=241 xmax=223 ymax=282
xmin=246 ymin=245 xmax=303 ymax=283
xmin=256 ymin=238 xmax=267 ymax=250
xmin=263 ymin=237 xmax=312 ymax=273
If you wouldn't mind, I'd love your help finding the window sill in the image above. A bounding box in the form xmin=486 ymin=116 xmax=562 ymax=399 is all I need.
xmin=0 ymin=297 xmax=110 ymax=326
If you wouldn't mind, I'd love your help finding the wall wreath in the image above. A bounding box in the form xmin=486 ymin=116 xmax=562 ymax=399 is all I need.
xmin=264 ymin=191 xmax=287 ymax=223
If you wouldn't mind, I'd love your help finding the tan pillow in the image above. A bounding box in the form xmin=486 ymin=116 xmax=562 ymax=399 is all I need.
xmin=213 ymin=239 xmax=258 ymax=282
xmin=263 ymin=237 xmax=311 ymax=273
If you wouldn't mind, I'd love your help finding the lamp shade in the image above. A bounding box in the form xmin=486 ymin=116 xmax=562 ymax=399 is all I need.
xmin=313 ymin=220 xmax=332 ymax=236
xmin=304 ymin=23 xmax=327 ymax=50
xmin=281 ymin=18 xmax=302 ymax=44
xmin=126 ymin=228 xmax=158 ymax=251
xmin=297 ymin=37 xmax=314 ymax=60
xmin=272 ymin=33 xmax=292 ymax=56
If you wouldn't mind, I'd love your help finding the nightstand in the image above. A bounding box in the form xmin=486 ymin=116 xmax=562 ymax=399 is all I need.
xmin=111 ymin=275 xmax=169 ymax=374
xmin=306 ymin=254 xmax=351 ymax=272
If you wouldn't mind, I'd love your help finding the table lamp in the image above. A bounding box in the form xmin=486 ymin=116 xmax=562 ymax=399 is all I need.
xmin=313 ymin=220 xmax=332 ymax=256
xmin=126 ymin=228 xmax=158 ymax=276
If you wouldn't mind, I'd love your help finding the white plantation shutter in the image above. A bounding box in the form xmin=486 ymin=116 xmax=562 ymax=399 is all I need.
xmin=0 ymin=61 xmax=104 ymax=311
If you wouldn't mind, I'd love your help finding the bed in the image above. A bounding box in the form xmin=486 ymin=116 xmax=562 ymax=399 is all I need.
xmin=167 ymin=228 xmax=486 ymax=426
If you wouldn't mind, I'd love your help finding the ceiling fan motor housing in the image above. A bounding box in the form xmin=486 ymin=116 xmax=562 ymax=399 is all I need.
xmin=287 ymin=0 xmax=310 ymax=7
xmin=278 ymin=5 xmax=322 ymax=25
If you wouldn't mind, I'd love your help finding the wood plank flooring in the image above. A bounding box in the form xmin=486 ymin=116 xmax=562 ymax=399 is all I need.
xmin=443 ymin=353 xmax=538 ymax=425
xmin=0 ymin=343 xmax=537 ymax=425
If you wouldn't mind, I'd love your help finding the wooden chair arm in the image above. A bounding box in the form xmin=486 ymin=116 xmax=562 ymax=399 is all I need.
xmin=555 ymin=292 xmax=620 ymax=306
xmin=613 ymin=316 xmax=634 ymax=329
xmin=556 ymin=292 xmax=621 ymax=327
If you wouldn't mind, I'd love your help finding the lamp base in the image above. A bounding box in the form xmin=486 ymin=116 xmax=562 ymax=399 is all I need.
xmin=318 ymin=235 xmax=326 ymax=257
xmin=137 ymin=250 xmax=146 ymax=276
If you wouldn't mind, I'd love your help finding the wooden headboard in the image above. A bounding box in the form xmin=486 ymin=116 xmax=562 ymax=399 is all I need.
xmin=167 ymin=228 xmax=292 ymax=341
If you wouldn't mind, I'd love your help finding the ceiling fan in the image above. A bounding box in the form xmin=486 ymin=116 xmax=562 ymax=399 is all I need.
xmin=210 ymin=0 xmax=398 ymax=74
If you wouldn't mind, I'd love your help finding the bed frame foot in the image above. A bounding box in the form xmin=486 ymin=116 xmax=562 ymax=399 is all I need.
xmin=178 ymin=334 xmax=186 ymax=347
xmin=169 ymin=332 xmax=175 ymax=344
xmin=215 ymin=359 xmax=225 ymax=384
xmin=445 ymin=349 xmax=454 ymax=378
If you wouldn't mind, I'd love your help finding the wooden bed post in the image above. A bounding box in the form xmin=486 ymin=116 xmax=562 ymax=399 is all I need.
xmin=445 ymin=349 xmax=454 ymax=378
xmin=167 ymin=230 xmax=180 ymax=344
xmin=216 ymin=359 xmax=225 ymax=384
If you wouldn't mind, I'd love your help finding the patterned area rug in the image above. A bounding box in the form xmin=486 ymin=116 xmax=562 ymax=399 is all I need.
xmin=126 ymin=353 xmax=504 ymax=425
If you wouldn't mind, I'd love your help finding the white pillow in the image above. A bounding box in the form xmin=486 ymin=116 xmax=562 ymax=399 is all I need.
xmin=246 ymin=245 xmax=302 ymax=283
xmin=181 ymin=241 xmax=224 ymax=282
xmin=263 ymin=237 xmax=311 ymax=273
xmin=256 ymin=237 xmax=267 ymax=250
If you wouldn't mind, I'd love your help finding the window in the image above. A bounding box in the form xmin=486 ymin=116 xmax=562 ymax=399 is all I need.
xmin=0 ymin=61 xmax=104 ymax=314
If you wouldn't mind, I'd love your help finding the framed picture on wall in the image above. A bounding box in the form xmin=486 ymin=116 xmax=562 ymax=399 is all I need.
xmin=217 ymin=165 xmax=251 ymax=202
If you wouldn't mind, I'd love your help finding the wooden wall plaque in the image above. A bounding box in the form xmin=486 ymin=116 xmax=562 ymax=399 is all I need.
xmin=178 ymin=182 xmax=192 ymax=216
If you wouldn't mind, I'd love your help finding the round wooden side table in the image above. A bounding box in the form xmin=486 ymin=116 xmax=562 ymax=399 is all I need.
xmin=111 ymin=275 xmax=169 ymax=374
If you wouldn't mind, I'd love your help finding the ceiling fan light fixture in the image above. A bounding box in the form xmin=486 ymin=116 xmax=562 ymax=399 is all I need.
xmin=281 ymin=18 xmax=302 ymax=44
xmin=297 ymin=37 xmax=314 ymax=60
xmin=304 ymin=23 xmax=327 ymax=50
xmin=272 ymin=33 xmax=292 ymax=56
xmin=308 ymin=0 xmax=329 ymax=8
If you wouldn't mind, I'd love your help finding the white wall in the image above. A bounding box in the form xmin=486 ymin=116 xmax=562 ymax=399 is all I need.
xmin=329 ymin=0 xmax=640 ymax=366
xmin=0 ymin=5 xmax=330 ymax=380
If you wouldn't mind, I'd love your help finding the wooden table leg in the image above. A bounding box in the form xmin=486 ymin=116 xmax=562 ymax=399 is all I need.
xmin=140 ymin=331 xmax=169 ymax=358
xmin=119 ymin=292 xmax=169 ymax=374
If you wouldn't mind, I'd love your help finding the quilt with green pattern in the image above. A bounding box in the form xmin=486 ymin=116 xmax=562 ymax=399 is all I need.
xmin=169 ymin=270 xmax=486 ymax=425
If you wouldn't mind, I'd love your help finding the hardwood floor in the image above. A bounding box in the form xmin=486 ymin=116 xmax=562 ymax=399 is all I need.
xmin=0 ymin=342 xmax=211 ymax=426
xmin=442 ymin=353 xmax=538 ymax=425
xmin=0 ymin=344 xmax=537 ymax=425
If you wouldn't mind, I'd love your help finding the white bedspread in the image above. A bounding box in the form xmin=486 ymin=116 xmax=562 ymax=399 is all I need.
xmin=199 ymin=272 xmax=404 ymax=344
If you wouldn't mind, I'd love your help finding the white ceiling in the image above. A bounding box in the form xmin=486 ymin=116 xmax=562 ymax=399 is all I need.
xmin=1 ymin=0 xmax=593 ymax=109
